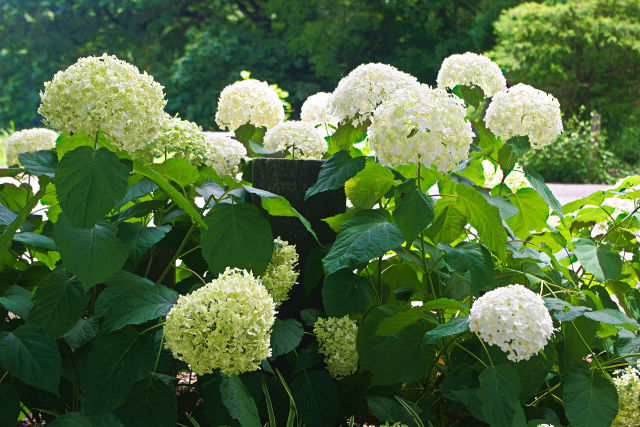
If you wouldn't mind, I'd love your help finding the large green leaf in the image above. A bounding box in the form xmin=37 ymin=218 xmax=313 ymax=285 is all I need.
xmin=0 ymin=183 xmax=47 ymax=254
xmin=19 ymin=149 xmax=58 ymax=177
xmin=345 ymin=161 xmax=395 ymax=209
xmin=150 ymin=158 xmax=199 ymax=187
xmin=0 ymin=204 xmax=17 ymax=225
xmin=115 ymin=375 xmax=177 ymax=427
xmin=367 ymin=396 xmax=420 ymax=427
xmin=117 ymin=223 xmax=171 ymax=263
xmin=81 ymin=327 xmax=155 ymax=414
xmin=305 ymin=151 xmax=366 ymax=200
xmin=291 ymin=370 xmax=338 ymax=427
xmin=271 ymin=318 xmax=304 ymax=358
xmin=64 ymin=317 xmax=100 ymax=351
xmin=477 ymin=365 xmax=524 ymax=427
xmin=0 ymin=384 xmax=20 ymax=427
xmin=201 ymin=203 xmax=273 ymax=277
xmin=0 ymin=324 xmax=61 ymax=394
xmin=56 ymin=146 xmax=129 ymax=228
xmin=423 ymin=316 xmax=470 ymax=344
xmin=0 ymin=284 xmax=33 ymax=318
xmin=48 ymin=412 xmax=93 ymax=426
xmin=524 ymin=169 xmax=563 ymax=217
xmin=323 ymin=210 xmax=404 ymax=276
xmin=13 ymin=232 xmax=57 ymax=251
xmin=220 ymin=375 xmax=262 ymax=427
xmin=392 ymin=181 xmax=434 ymax=242
xmin=563 ymin=362 xmax=618 ymax=427
xmin=322 ymin=269 xmax=372 ymax=317
xmin=574 ymin=238 xmax=622 ymax=282
xmin=506 ymin=188 xmax=549 ymax=239
xmin=53 ymin=215 xmax=131 ymax=289
xmin=441 ymin=242 xmax=494 ymax=295
xmin=29 ymin=279 xmax=89 ymax=337
xmin=375 ymin=299 xmax=467 ymax=336
xmin=330 ymin=121 xmax=367 ymax=152
xmin=456 ymin=184 xmax=507 ymax=258
xmin=427 ymin=201 xmax=467 ymax=244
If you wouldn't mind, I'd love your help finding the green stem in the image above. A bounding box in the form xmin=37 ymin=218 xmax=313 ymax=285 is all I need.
xmin=454 ymin=343 xmax=488 ymax=368
xmin=571 ymin=320 xmax=604 ymax=372
xmin=475 ymin=333 xmax=494 ymax=366
xmin=139 ymin=321 xmax=165 ymax=336
xmin=153 ymin=328 xmax=165 ymax=373
xmin=157 ymin=222 xmax=197 ymax=283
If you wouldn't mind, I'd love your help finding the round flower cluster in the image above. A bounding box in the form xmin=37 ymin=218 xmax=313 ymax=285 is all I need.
xmin=368 ymin=85 xmax=474 ymax=172
xmin=612 ymin=366 xmax=640 ymax=427
xmin=5 ymin=128 xmax=58 ymax=166
xmin=215 ymin=79 xmax=285 ymax=132
xmin=469 ymin=284 xmax=554 ymax=362
xmin=313 ymin=316 xmax=359 ymax=379
xmin=261 ymin=238 xmax=299 ymax=306
xmin=482 ymin=160 xmax=531 ymax=192
xmin=150 ymin=114 xmax=210 ymax=165
xmin=437 ymin=52 xmax=507 ymax=97
xmin=163 ymin=267 xmax=276 ymax=376
xmin=203 ymin=132 xmax=247 ymax=176
xmin=263 ymin=121 xmax=328 ymax=159
xmin=38 ymin=53 xmax=166 ymax=152
xmin=329 ymin=63 xmax=419 ymax=126
xmin=300 ymin=92 xmax=339 ymax=135
xmin=484 ymin=83 xmax=563 ymax=148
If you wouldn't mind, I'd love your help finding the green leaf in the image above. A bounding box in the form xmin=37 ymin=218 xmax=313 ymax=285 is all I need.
xmin=0 ymin=383 xmax=19 ymax=426
xmin=117 ymin=177 xmax=158 ymax=209
xmin=0 ymin=204 xmax=17 ymax=225
xmin=506 ymin=188 xmax=549 ymax=239
xmin=477 ymin=365 xmax=523 ymax=427
xmin=563 ymin=362 xmax=618 ymax=427
xmin=322 ymin=269 xmax=372 ymax=317
xmin=441 ymin=242 xmax=494 ymax=295
xmin=19 ymin=149 xmax=58 ymax=177
xmin=201 ymin=203 xmax=273 ymax=277
xmin=291 ymin=370 xmax=338 ymax=427
xmin=220 ymin=375 xmax=262 ymax=427
xmin=393 ymin=182 xmax=434 ymax=242
xmin=270 ymin=318 xmax=304 ymax=357
xmin=0 ymin=183 xmax=47 ymax=254
xmin=331 ymin=121 xmax=367 ymax=152
xmin=584 ymin=308 xmax=639 ymax=329
xmin=305 ymin=151 xmax=366 ymax=200
xmin=345 ymin=161 xmax=395 ymax=209
xmin=56 ymin=147 xmax=129 ymax=228
xmin=427 ymin=201 xmax=467 ymax=244
xmin=13 ymin=232 xmax=57 ymax=251
xmin=323 ymin=210 xmax=404 ymax=276
xmin=375 ymin=299 xmax=467 ymax=336
xmin=48 ymin=412 xmax=94 ymax=426
xmin=29 ymin=279 xmax=89 ymax=337
xmin=53 ymin=215 xmax=131 ymax=289
xmin=544 ymin=298 xmax=592 ymax=322
xmin=115 ymin=375 xmax=177 ymax=427
xmin=497 ymin=144 xmax=517 ymax=175
xmin=0 ymin=285 xmax=33 ymax=318
xmin=574 ymin=239 xmax=622 ymax=282
xmin=524 ymin=169 xmax=563 ymax=217
xmin=0 ymin=324 xmax=61 ymax=394
xmin=117 ymin=223 xmax=171 ymax=263
xmin=150 ymin=158 xmax=199 ymax=187
xmin=506 ymin=136 xmax=531 ymax=156
xmin=56 ymin=132 xmax=93 ymax=160
xmin=80 ymin=327 xmax=155 ymax=414
xmin=367 ymin=396 xmax=418 ymax=427
xmin=456 ymin=184 xmax=507 ymax=258
xmin=423 ymin=316 xmax=470 ymax=344
xmin=64 ymin=317 xmax=100 ymax=351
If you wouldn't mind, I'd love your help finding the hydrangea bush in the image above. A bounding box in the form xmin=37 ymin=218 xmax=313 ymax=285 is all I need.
xmin=1 ymin=51 xmax=639 ymax=427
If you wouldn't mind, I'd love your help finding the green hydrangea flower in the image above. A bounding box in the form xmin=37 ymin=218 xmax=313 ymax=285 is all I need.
xmin=5 ymin=128 xmax=58 ymax=166
xmin=261 ymin=238 xmax=299 ymax=306
xmin=313 ymin=315 xmax=359 ymax=379
xmin=150 ymin=113 xmax=210 ymax=165
xmin=612 ymin=366 xmax=640 ymax=427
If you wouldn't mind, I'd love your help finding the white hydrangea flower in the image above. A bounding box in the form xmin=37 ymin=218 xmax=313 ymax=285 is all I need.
xmin=313 ymin=316 xmax=359 ymax=379
xmin=203 ymin=132 xmax=247 ymax=176
xmin=5 ymin=128 xmax=58 ymax=166
xmin=329 ymin=63 xmax=419 ymax=126
xmin=163 ymin=267 xmax=276 ymax=376
xmin=469 ymin=284 xmax=554 ymax=362
xmin=261 ymin=238 xmax=299 ymax=307
xmin=368 ymin=84 xmax=474 ymax=172
xmin=437 ymin=52 xmax=507 ymax=97
xmin=300 ymin=92 xmax=339 ymax=136
xmin=150 ymin=114 xmax=210 ymax=165
xmin=484 ymin=83 xmax=563 ymax=149
xmin=612 ymin=366 xmax=640 ymax=427
xmin=38 ymin=53 xmax=166 ymax=152
xmin=215 ymin=79 xmax=285 ymax=132
xmin=482 ymin=160 xmax=531 ymax=192
xmin=263 ymin=121 xmax=328 ymax=159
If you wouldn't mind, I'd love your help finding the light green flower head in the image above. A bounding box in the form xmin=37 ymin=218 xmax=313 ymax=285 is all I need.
xmin=612 ymin=366 xmax=640 ymax=427
xmin=163 ymin=267 xmax=276 ymax=376
xmin=150 ymin=113 xmax=210 ymax=165
xmin=261 ymin=237 xmax=299 ymax=306
xmin=313 ymin=315 xmax=359 ymax=379
xmin=5 ymin=128 xmax=58 ymax=166
xmin=38 ymin=53 xmax=166 ymax=153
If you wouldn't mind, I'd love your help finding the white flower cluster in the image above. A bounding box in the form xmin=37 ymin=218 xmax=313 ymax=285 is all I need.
xmin=368 ymin=85 xmax=474 ymax=172
xmin=5 ymin=128 xmax=58 ymax=166
xmin=38 ymin=53 xmax=166 ymax=152
xmin=203 ymin=132 xmax=247 ymax=177
xmin=485 ymin=83 xmax=563 ymax=148
xmin=163 ymin=267 xmax=276 ymax=376
xmin=313 ymin=316 xmax=359 ymax=379
xmin=300 ymin=92 xmax=339 ymax=136
xmin=469 ymin=284 xmax=554 ymax=362
xmin=329 ymin=63 xmax=419 ymax=125
xmin=482 ymin=160 xmax=531 ymax=192
xmin=263 ymin=121 xmax=328 ymax=159
xmin=437 ymin=52 xmax=507 ymax=97
xmin=150 ymin=114 xmax=210 ymax=165
xmin=612 ymin=366 xmax=640 ymax=427
xmin=261 ymin=238 xmax=299 ymax=307
xmin=215 ymin=79 xmax=285 ymax=132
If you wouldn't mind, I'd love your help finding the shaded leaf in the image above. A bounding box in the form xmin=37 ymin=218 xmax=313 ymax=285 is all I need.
xmin=29 ymin=279 xmax=89 ymax=337
xmin=322 ymin=269 xmax=372 ymax=317
xmin=220 ymin=375 xmax=261 ymax=427
xmin=271 ymin=318 xmax=304 ymax=358
xmin=305 ymin=151 xmax=365 ymax=200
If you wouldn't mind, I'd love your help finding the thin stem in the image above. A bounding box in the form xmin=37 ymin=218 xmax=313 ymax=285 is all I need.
xmin=526 ymin=382 xmax=561 ymax=407
xmin=0 ymin=371 xmax=7 ymax=384
xmin=455 ymin=343 xmax=488 ymax=368
xmin=139 ymin=321 xmax=165 ymax=336
xmin=377 ymin=256 xmax=383 ymax=304
xmin=157 ymin=222 xmax=198 ymax=283
xmin=571 ymin=320 xmax=604 ymax=372
xmin=475 ymin=333 xmax=494 ymax=366
xmin=175 ymin=265 xmax=207 ymax=286
xmin=153 ymin=328 xmax=166 ymax=373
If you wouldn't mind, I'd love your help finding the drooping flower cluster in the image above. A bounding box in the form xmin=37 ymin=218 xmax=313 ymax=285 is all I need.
xmin=484 ymin=83 xmax=563 ymax=148
xmin=469 ymin=284 xmax=554 ymax=362
xmin=163 ymin=267 xmax=276 ymax=376
xmin=329 ymin=63 xmax=419 ymax=125
xmin=612 ymin=366 xmax=640 ymax=427
xmin=261 ymin=238 xmax=299 ymax=306
xmin=203 ymin=132 xmax=247 ymax=176
xmin=150 ymin=114 xmax=210 ymax=165
xmin=482 ymin=160 xmax=531 ymax=192
xmin=215 ymin=79 xmax=285 ymax=132
xmin=263 ymin=121 xmax=328 ymax=159
xmin=5 ymin=128 xmax=58 ymax=166
xmin=300 ymin=92 xmax=339 ymax=135
xmin=437 ymin=52 xmax=507 ymax=97
xmin=313 ymin=316 xmax=359 ymax=379
xmin=38 ymin=53 xmax=166 ymax=152
xmin=368 ymin=85 xmax=474 ymax=172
